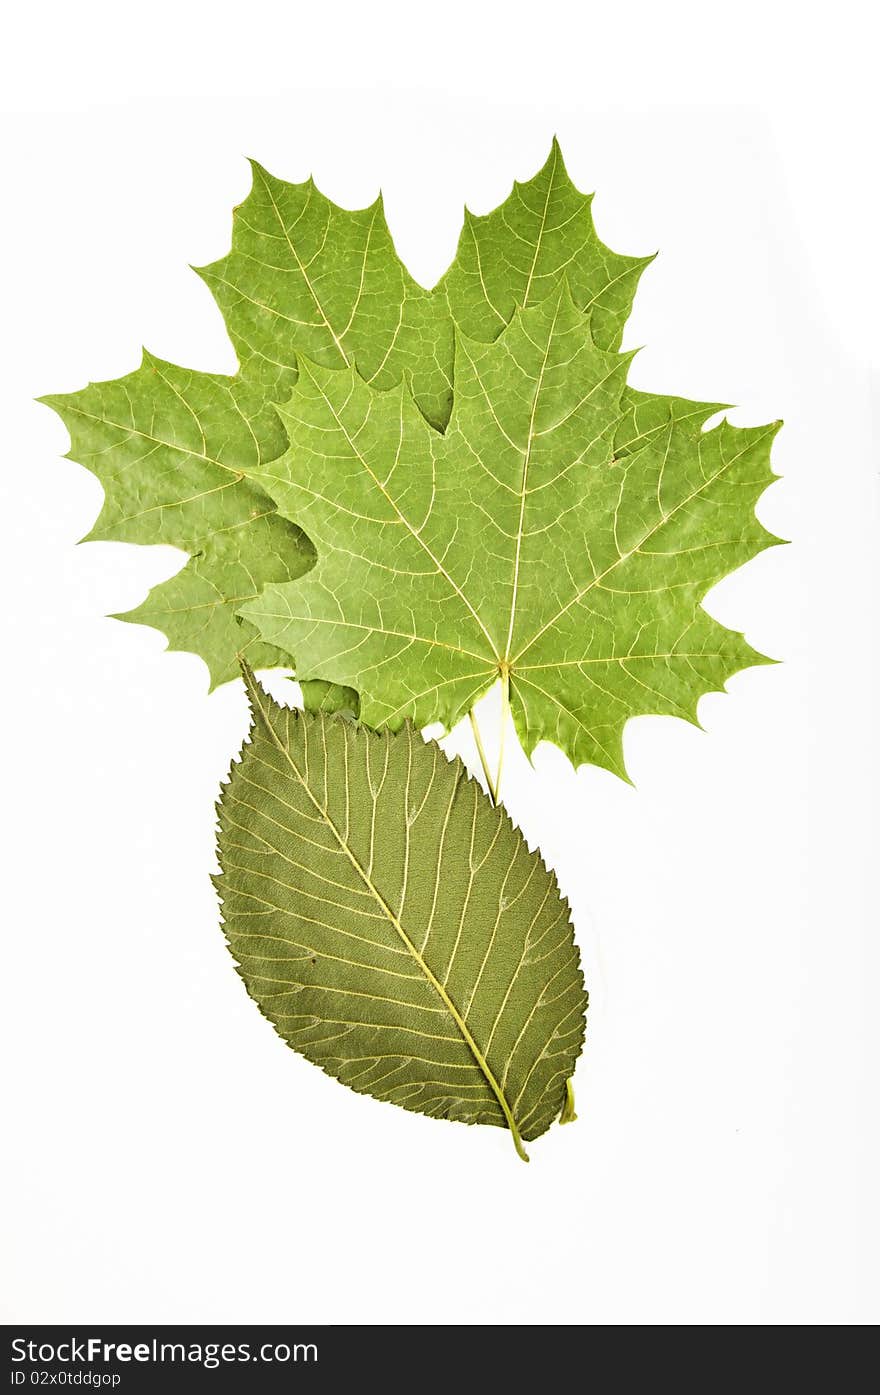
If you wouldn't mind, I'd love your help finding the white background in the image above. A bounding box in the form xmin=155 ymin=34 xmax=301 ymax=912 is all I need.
xmin=2 ymin=0 xmax=877 ymax=1326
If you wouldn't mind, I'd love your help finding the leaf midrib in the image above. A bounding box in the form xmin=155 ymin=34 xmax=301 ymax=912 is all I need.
xmin=502 ymin=298 xmax=560 ymax=657
xmin=520 ymin=142 xmax=558 ymax=309
xmin=255 ymin=165 xmax=353 ymax=370
xmin=54 ymin=404 xmax=253 ymax=481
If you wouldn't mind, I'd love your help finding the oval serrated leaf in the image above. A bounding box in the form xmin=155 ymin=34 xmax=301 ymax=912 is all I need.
xmin=216 ymin=666 xmax=587 ymax=1160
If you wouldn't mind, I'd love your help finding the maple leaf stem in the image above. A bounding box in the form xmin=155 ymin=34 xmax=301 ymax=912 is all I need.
xmin=468 ymin=709 xmax=498 ymax=805
xmin=494 ymin=666 xmax=511 ymax=805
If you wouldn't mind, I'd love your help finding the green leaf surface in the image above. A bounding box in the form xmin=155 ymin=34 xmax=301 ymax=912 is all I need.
xmin=216 ymin=668 xmax=586 ymax=1158
xmin=300 ymin=677 xmax=360 ymax=719
xmin=241 ymin=286 xmax=781 ymax=779
xmin=40 ymin=161 xmax=457 ymax=683
xmin=196 ymin=161 xmax=454 ymax=430
xmin=42 ymin=144 xmax=659 ymax=692
xmin=197 ymin=143 xmax=645 ymax=427
xmin=440 ymin=138 xmax=652 ymax=352
xmin=42 ymin=142 xmax=777 ymax=732
xmin=39 ymin=354 xmax=312 ymax=687
xmin=117 ymin=517 xmax=314 ymax=687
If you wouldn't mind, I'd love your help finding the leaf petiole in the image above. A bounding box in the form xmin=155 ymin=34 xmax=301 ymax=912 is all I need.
xmin=494 ymin=665 xmax=510 ymax=806
xmin=469 ymin=667 xmax=510 ymax=807
xmin=468 ymin=709 xmax=498 ymax=805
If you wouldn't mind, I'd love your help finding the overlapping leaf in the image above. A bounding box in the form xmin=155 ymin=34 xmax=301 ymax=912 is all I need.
xmin=40 ymin=171 xmax=451 ymax=683
xmin=201 ymin=142 xmax=650 ymax=422
xmin=439 ymin=137 xmax=651 ymax=352
xmin=197 ymin=161 xmax=454 ymax=430
xmin=42 ymin=143 xmax=660 ymax=690
xmin=40 ymin=146 xmax=782 ymax=1158
xmin=240 ymin=285 xmax=780 ymax=778
xmin=216 ymin=667 xmax=586 ymax=1157
xmin=39 ymin=355 xmax=309 ymax=685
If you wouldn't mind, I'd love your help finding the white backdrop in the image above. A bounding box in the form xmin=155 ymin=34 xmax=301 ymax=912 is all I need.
xmin=2 ymin=0 xmax=877 ymax=1326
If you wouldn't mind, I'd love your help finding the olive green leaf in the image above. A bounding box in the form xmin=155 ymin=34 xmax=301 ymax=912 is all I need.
xmin=240 ymin=285 xmax=781 ymax=781
xmin=216 ymin=667 xmax=586 ymax=1159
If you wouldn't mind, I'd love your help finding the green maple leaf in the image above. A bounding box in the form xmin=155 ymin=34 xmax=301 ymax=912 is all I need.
xmin=240 ymin=286 xmax=781 ymax=781
xmin=217 ymin=667 xmax=587 ymax=1160
xmin=41 ymin=144 xmax=652 ymax=689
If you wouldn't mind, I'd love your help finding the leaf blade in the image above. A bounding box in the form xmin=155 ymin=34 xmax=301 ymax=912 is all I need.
xmin=196 ymin=162 xmax=454 ymax=430
xmin=39 ymin=353 xmax=312 ymax=685
xmin=216 ymin=668 xmax=587 ymax=1155
xmin=243 ymin=288 xmax=781 ymax=778
xmin=440 ymin=138 xmax=652 ymax=350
